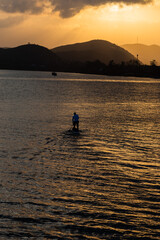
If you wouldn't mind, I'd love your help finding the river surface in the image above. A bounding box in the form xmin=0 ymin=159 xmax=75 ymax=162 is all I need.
xmin=0 ymin=70 xmax=159 ymax=239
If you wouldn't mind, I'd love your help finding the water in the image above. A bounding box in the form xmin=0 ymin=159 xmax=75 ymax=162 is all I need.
xmin=0 ymin=70 xmax=159 ymax=240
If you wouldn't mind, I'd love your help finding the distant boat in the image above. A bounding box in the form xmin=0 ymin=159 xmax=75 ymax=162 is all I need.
xmin=52 ymin=72 xmax=57 ymax=76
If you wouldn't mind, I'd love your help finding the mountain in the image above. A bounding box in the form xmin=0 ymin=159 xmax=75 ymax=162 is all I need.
xmin=52 ymin=40 xmax=136 ymax=65
xmin=122 ymin=44 xmax=160 ymax=65
xmin=0 ymin=44 xmax=61 ymax=71
xmin=1 ymin=41 xmax=159 ymax=78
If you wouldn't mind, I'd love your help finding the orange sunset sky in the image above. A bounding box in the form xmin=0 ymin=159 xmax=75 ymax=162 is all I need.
xmin=0 ymin=0 xmax=160 ymax=48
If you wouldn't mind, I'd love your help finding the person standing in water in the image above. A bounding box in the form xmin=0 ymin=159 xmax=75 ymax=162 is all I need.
xmin=72 ymin=112 xmax=79 ymax=130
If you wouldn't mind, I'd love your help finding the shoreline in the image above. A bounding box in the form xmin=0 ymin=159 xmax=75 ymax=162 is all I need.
xmin=0 ymin=67 xmax=159 ymax=80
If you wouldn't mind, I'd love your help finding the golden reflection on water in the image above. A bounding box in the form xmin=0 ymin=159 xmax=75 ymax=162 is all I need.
xmin=0 ymin=72 xmax=159 ymax=239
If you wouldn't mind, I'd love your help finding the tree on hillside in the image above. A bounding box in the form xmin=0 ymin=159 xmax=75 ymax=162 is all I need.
xmin=150 ymin=59 xmax=157 ymax=66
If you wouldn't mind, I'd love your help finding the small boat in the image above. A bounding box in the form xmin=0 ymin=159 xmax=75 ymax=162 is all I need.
xmin=52 ymin=72 xmax=57 ymax=76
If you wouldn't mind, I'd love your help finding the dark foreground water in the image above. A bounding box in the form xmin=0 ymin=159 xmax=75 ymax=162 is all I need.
xmin=0 ymin=70 xmax=160 ymax=239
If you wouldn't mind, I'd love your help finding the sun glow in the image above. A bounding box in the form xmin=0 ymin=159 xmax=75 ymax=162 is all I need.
xmin=0 ymin=2 xmax=160 ymax=47
xmin=97 ymin=4 xmax=146 ymax=23
xmin=109 ymin=5 xmax=121 ymax=12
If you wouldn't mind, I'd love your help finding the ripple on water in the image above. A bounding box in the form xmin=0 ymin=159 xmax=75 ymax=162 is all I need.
xmin=0 ymin=73 xmax=160 ymax=239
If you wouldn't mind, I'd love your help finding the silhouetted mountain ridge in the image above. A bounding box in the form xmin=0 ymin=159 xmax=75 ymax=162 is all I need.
xmin=0 ymin=41 xmax=160 ymax=78
xmin=122 ymin=44 xmax=160 ymax=65
xmin=52 ymin=39 xmax=136 ymax=65
xmin=0 ymin=44 xmax=61 ymax=71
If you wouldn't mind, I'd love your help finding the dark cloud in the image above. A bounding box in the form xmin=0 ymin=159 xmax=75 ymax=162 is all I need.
xmin=51 ymin=0 xmax=152 ymax=18
xmin=0 ymin=0 xmax=44 ymax=14
xmin=0 ymin=0 xmax=152 ymax=17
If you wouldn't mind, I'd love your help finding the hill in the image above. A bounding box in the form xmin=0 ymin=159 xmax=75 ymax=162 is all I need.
xmin=0 ymin=44 xmax=61 ymax=71
xmin=122 ymin=44 xmax=160 ymax=65
xmin=52 ymin=40 xmax=136 ymax=65
xmin=1 ymin=41 xmax=159 ymax=78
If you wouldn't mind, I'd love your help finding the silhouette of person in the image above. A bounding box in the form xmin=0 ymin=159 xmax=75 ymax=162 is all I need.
xmin=72 ymin=112 xmax=79 ymax=131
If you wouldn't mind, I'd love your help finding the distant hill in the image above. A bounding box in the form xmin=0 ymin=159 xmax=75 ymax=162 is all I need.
xmin=0 ymin=44 xmax=61 ymax=71
xmin=1 ymin=41 xmax=159 ymax=78
xmin=122 ymin=44 xmax=160 ymax=65
xmin=52 ymin=40 xmax=136 ymax=65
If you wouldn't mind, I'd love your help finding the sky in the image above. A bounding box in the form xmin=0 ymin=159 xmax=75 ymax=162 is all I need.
xmin=0 ymin=0 xmax=160 ymax=48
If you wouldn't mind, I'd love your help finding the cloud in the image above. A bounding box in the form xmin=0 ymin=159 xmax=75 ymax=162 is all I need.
xmin=51 ymin=0 xmax=152 ymax=18
xmin=0 ymin=0 xmax=152 ymax=17
xmin=0 ymin=0 xmax=44 ymax=14
xmin=0 ymin=15 xmax=26 ymax=28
